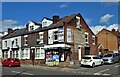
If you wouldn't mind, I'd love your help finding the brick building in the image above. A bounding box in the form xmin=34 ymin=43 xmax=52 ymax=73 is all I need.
xmin=2 ymin=13 xmax=97 ymax=66
xmin=96 ymin=28 xmax=120 ymax=54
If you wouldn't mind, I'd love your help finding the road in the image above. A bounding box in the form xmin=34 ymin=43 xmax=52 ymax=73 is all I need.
xmin=1 ymin=62 xmax=120 ymax=77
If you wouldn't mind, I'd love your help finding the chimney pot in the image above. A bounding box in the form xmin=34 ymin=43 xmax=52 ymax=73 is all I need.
xmin=53 ymin=15 xmax=59 ymax=24
xmin=8 ymin=28 xmax=13 ymax=34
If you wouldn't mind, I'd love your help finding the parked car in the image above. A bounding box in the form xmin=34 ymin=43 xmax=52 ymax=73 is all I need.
xmin=102 ymin=53 xmax=120 ymax=64
xmin=81 ymin=55 xmax=104 ymax=68
xmin=2 ymin=58 xmax=20 ymax=67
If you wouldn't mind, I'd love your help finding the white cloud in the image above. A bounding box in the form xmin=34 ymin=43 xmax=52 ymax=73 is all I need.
xmin=85 ymin=18 xmax=92 ymax=25
xmin=59 ymin=4 xmax=68 ymax=8
xmin=100 ymin=14 xmax=114 ymax=24
xmin=1 ymin=19 xmax=24 ymax=31
xmin=90 ymin=24 xmax=118 ymax=34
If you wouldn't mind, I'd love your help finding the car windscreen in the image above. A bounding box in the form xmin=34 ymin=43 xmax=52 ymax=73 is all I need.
xmin=13 ymin=58 xmax=19 ymax=62
xmin=82 ymin=57 xmax=91 ymax=59
xmin=93 ymin=57 xmax=100 ymax=59
xmin=104 ymin=54 xmax=113 ymax=57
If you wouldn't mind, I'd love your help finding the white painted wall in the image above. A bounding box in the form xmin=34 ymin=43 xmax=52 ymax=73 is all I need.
xmin=42 ymin=18 xmax=53 ymax=27
xmin=28 ymin=21 xmax=40 ymax=31
xmin=2 ymin=36 xmax=21 ymax=59
xmin=48 ymin=27 xmax=64 ymax=44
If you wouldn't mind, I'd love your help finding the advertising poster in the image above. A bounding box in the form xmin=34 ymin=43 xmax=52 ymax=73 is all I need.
xmin=46 ymin=52 xmax=52 ymax=62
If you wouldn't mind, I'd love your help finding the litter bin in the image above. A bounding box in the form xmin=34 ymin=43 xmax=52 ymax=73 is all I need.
xmin=53 ymin=59 xmax=56 ymax=66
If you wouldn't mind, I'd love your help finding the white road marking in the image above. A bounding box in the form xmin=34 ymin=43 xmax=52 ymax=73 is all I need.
xmin=115 ymin=65 xmax=120 ymax=68
xmin=12 ymin=71 xmax=33 ymax=75
xmin=95 ymin=69 xmax=109 ymax=74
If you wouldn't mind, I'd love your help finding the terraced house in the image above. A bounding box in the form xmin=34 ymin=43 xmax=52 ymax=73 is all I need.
xmin=2 ymin=13 xmax=97 ymax=66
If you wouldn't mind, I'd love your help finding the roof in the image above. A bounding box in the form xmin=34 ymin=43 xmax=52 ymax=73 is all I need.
xmin=2 ymin=28 xmax=27 ymax=39
xmin=31 ymin=21 xmax=41 ymax=26
xmin=3 ymin=13 xmax=93 ymax=39
xmin=97 ymin=28 xmax=120 ymax=37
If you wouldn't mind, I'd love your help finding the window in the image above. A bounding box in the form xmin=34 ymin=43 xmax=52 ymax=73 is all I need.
xmin=21 ymin=49 xmax=29 ymax=59
xmin=40 ymin=48 xmax=45 ymax=59
xmin=13 ymin=51 xmax=15 ymax=58
xmin=35 ymin=48 xmax=40 ymax=59
xmin=76 ymin=16 xmax=81 ymax=30
xmin=24 ymin=35 xmax=28 ymax=46
xmin=42 ymin=22 xmax=47 ymax=26
xmin=85 ymin=32 xmax=89 ymax=43
xmin=15 ymin=39 xmax=18 ymax=46
xmin=92 ymin=35 xmax=95 ymax=45
xmin=4 ymin=51 xmax=8 ymax=59
xmin=16 ymin=51 xmax=18 ymax=58
xmin=5 ymin=41 xmax=7 ymax=47
xmin=39 ymin=32 xmax=44 ymax=44
xmin=30 ymin=25 xmax=34 ymax=31
xmin=53 ymin=31 xmax=58 ymax=41
xmin=67 ymin=28 xmax=72 ymax=42
xmin=76 ymin=16 xmax=80 ymax=25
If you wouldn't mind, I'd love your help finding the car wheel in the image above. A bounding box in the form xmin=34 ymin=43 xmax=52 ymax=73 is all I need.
xmin=101 ymin=62 xmax=104 ymax=65
xmin=80 ymin=64 xmax=83 ymax=67
xmin=92 ymin=63 xmax=95 ymax=68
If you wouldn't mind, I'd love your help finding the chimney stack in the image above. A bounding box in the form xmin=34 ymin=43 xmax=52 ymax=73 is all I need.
xmin=53 ymin=15 xmax=59 ymax=24
xmin=8 ymin=28 xmax=13 ymax=34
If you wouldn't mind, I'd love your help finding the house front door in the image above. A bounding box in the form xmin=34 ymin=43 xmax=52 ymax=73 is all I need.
xmin=78 ymin=47 xmax=82 ymax=61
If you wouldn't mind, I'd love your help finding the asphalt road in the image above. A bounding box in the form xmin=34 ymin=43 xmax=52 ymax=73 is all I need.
xmin=1 ymin=62 xmax=120 ymax=77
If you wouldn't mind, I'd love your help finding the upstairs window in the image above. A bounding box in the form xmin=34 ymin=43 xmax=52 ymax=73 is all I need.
xmin=92 ymin=35 xmax=95 ymax=45
xmin=42 ymin=22 xmax=47 ymax=26
xmin=24 ymin=35 xmax=28 ymax=46
xmin=15 ymin=39 xmax=18 ymax=46
xmin=53 ymin=31 xmax=58 ymax=41
xmin=30 ymin=25 xmax=34 ymax=31
xmin=39 ymin=32 xmax=44 ymax=44
xmin=67 ymin=28 xmax=72 ymax=42
xmin=85 ymin=32 xmax=89 ymax=44
xmin=5 ymin=41 xmax=7 ymax=47
xmin=76 ymin=16 xmax=81 ymax=30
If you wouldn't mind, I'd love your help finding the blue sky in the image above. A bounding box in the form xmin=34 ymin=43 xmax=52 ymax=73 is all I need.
xmin=1 ymin=2 xmax=119 ymax=34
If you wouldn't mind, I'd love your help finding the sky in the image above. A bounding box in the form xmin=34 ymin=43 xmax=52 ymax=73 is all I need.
xmin=1 ymin=2 xmax=119 ymax=34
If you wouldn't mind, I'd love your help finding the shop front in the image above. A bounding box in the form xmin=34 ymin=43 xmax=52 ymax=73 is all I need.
xmin=44 ymin=47 xmax=71 ymax=66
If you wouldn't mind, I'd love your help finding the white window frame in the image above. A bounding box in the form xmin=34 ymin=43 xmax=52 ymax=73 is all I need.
xmin=53 ymin=31 xmax=59 ymax=42
xmin=5 ymin=41 xmax=7 ymax=47
xmin=40 ymin=48 xmax=45 ymax=59
xmin=39 ymin=32 xmax=44 ymax=44
xmin=24 ymin=35 xmax=28 ymax=46
xmin=85 ymin=32 xmax=89 ymax=44
xmin=67 ymin=28 xmax=72 ymax=42
xmin=76 ymin=16 xmax=80 ymax=26
xmin=92 ymin=35 xmax=95 ymax=45
xmin=30 ymin=25 xmax=34 ymax=31
xmin=35 ymin=47 xmax=40 ymax=59
xmin=21 ymin=48 xmax=30 ymax=59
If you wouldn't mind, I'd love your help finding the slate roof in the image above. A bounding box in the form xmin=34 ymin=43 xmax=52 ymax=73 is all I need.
xmin=3 ymin=13 xmax=93 ymax=39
